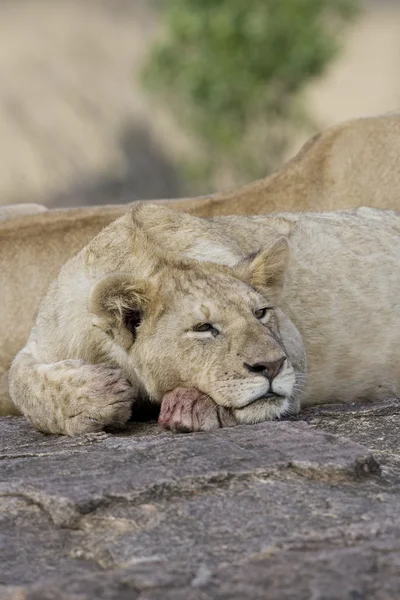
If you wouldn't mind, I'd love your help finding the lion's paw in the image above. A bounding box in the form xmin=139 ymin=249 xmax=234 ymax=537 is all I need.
xmin=158 ymin=387 xmax=236 ymax=433
xmin=61 ymin=363 xmax=135 ymax=436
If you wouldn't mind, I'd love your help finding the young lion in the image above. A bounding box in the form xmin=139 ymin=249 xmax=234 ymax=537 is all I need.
xmin=3 ymin=111 xmax=400 ymax=418
xmin=10 ymin=204 xmax=400 ymax=435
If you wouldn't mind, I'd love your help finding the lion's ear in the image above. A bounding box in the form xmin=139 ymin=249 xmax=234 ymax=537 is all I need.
xmin=89 ymin=273 xmax=155 ymax=347
xmin=234 ymin=237 xmax=289 ymax=292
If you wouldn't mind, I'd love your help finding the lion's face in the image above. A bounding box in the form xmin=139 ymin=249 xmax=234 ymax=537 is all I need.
xmin=136 ymin=272 xmax=305 ymax=422
xmin=89 ymin=241 xmax=307 ymax=423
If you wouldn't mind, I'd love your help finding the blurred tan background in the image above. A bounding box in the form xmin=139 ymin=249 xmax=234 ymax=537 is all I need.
xmin=0 ymin=0 xmax=398 ymax=208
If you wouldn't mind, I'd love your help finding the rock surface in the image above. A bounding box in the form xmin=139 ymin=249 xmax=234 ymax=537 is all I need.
xmin=1 ymin=400 xmax=400 ymax=599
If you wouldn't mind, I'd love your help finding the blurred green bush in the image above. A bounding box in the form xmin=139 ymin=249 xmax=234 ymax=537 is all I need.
xmin=143 ymin=0 xmax=359 ymax=191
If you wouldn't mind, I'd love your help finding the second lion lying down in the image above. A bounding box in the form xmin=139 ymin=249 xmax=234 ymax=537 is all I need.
xmin=10 ymin=204 xmax=400 ymax=435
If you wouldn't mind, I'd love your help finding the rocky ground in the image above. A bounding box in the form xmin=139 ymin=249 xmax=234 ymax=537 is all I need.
xmin=1 ymin=399 xmax=400 ymax=599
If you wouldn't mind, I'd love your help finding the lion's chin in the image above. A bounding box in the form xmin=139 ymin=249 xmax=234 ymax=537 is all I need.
xmin=233 ymin=396 xmax=292 ymax=424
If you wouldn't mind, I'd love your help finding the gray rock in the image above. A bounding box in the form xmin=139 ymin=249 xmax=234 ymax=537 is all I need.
xmin=1 ymin=401 xmax=400 ymax=599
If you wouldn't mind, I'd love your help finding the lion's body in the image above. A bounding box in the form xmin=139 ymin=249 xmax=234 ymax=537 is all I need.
xmin=126 ymin=204 xmax=400 ymax=409
xmin=9 ymin=205 xmax=400 ymax=433
xmin=3 ymin=111 xmax=400 ymax=416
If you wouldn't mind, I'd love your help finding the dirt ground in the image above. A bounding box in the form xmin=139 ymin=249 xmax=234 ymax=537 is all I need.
xmin=0 ymin=0 xmax=189 ymax=206
xmin=305 ymin=0 xmax=400 ymax=129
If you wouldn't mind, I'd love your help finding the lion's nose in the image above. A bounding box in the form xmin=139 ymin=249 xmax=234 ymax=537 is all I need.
xmin=244 ymin=357 xmax=286 ymax=381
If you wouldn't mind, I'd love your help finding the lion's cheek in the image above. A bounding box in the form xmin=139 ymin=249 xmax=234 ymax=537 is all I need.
xmin=134 ymin=347 xmax=200 ymax=401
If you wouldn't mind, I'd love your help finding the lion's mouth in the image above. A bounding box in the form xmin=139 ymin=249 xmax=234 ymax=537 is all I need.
xmin=235 ymin=392 xmax=286 ymax=410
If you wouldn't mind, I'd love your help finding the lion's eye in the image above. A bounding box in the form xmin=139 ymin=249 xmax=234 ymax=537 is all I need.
xmin=254 ymin=307 xmax=271 ymax=320
xmin=192 ymin=323 xmax=219 ymax=337
xmin=193 ymin=322 xmax=214 ymax=332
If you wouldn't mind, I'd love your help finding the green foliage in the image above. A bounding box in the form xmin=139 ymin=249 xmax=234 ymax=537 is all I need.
xmin=143 ymin=0 xmax=359 ymax=190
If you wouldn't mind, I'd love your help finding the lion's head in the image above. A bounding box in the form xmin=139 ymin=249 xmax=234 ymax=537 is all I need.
xmin=88 ymin=223 xmax=306 ymax=423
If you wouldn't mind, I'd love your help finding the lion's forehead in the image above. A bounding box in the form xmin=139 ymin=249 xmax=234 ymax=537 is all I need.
xmin=169 ymin=271 xmax=260 ymax=302
xmin=174 ymin=289 xmax=260 ymax=324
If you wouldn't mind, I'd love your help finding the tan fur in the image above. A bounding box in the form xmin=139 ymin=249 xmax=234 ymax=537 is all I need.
xmin=9 ymin=203 xmax=400 ymax=434
xmin=3 ymin=111 xmax=400 ymax=415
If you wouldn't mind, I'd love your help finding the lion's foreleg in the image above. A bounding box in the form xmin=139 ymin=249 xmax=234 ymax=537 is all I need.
xmin=9 ymin=346 xmax=135 ymax=435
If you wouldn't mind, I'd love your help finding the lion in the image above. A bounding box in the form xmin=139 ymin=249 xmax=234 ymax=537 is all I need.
xmin=9 ymin=203 xmax=400 ymax=435
xmin=2 ymin=110 xmax=400 ymax=415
